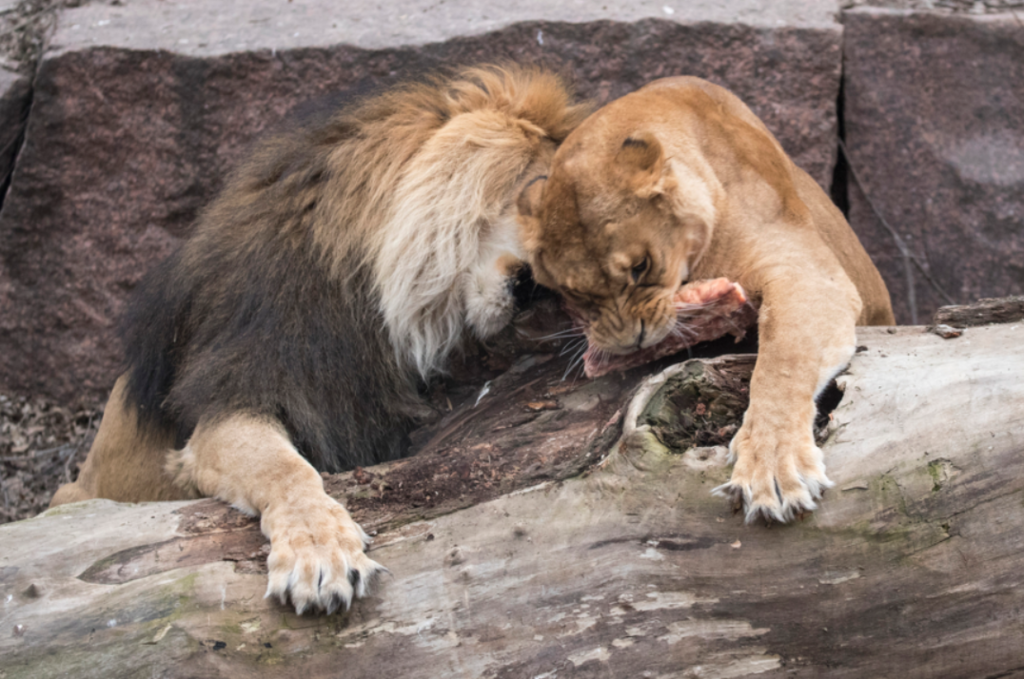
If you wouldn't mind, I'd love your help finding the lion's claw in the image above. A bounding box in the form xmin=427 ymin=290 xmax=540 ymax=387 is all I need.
xmin=266 ymin=547 xmax=386 ymax=615
xmin=263 ymin=499 xmax=388 ymax=615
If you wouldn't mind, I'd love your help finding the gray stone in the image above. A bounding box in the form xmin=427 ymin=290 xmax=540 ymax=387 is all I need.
xmin=845 ymin=0 xmax=1024 ymax=12
xmin=843 ymin=8 xmax=1024 ymax=323
xmin=0 ymin=67 xmax=30 ymax=192
xmin=0 ymin=0 xmax=843 ymax=404
xmin=0 ymin=67 xmax=30 ymax=356
xmin=49 ymin=0 xmax=841 ymax=56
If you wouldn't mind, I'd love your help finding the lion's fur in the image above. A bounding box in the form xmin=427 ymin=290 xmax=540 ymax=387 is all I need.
xmin=518 ymin=76 xmax=894 ymax=523
xmin=58 ymin=64 xmax=589 ymax=498
xmin=368 ymin=72 xmax=586 ymax=378
xmin=51 ymin=65 xmax=589 ymax=613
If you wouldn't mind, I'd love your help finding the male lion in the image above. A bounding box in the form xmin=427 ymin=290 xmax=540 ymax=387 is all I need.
xmin=50 ymin=65 xmax=589 ymax=614
xmin=517 ymin=76 xmax=894 ymax=523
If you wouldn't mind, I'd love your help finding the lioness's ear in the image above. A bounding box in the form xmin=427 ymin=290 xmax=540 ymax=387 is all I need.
xmin=516 ymin=174 xmax=547 ymax=251
xmin=617 ymin=132 xmax=670 ymax=199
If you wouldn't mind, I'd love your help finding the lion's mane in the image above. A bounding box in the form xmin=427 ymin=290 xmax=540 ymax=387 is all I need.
xmin=120 ymin=65 xmax=589 ymax=471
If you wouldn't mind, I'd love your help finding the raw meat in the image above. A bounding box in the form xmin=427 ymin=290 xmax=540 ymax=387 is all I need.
xmin=582 ymin=278 xmax=758 ymax=378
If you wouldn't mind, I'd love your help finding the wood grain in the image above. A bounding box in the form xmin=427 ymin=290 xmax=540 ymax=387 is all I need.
xmin=1 ymin=323 xmax=1022 ymax=678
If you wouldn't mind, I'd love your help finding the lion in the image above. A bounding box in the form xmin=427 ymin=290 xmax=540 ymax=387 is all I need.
xmin=517 ymin=76 xmax=894 ymax=523
xmin=50 ymin=65 xmax=590 ymax=614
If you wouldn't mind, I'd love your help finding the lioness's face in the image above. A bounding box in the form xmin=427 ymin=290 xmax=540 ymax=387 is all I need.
xmin=518 ymin=132 xmax=712 ymax=355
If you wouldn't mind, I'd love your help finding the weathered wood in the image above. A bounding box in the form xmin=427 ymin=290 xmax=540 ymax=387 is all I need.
xmin=933 ymin=294 xmax=1024 ymax=328
xmin=2 ymin=323 xmax=1023 ymax=678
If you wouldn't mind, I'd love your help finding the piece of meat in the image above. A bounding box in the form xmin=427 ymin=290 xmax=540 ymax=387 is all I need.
xmin=582 ymin=278 xmax=759 ymax=378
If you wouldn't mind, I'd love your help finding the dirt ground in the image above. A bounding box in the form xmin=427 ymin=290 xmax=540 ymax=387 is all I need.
xmin=0 ymin=393 xmax=101 ymax=523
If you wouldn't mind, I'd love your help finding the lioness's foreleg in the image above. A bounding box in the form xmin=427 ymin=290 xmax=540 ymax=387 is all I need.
xmin=167 ymin=413 xmax=385 ymax=614
xmin=714 ymin=268 xmax=861 ymax=523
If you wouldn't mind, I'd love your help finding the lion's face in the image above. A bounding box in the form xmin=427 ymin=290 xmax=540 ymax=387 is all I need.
xmin=518 ymin=128 xmax=714 ymax=355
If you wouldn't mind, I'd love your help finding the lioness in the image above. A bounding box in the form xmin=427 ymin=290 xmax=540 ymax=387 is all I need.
xmin=50 ymin=65 xmax=590 ymax=613
xmin=517 ymin=76 xmax=894 ymax=523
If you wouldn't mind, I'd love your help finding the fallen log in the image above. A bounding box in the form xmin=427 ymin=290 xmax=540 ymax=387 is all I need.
xmin=932 ymin=294 xmax=1024 ymax=328
xmin=2 ymin=315 xmax=1023 ymax=678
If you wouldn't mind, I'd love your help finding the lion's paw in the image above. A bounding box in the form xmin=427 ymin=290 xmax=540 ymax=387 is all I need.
xmin=712 ymin=429 xmax=833 ymax=524
xmin=262 ymin=498 xmax=387 ymax=615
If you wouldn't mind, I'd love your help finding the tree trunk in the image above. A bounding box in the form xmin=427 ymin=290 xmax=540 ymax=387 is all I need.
xmin=2 ymin=319 xmax=1023 ymax=679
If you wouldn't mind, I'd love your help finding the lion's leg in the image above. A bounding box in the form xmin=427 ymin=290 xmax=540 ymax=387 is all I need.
xmin=50 ymin=374 xmax=187 ymax=507
xmin=713 ymin=269 xmax=860 ymax=523
xmin=167 ymin=412 xmax=385 ymax=614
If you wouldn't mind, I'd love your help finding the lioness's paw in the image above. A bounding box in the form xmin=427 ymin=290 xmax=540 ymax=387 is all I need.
xmin=712 ymin=430 xmax=833 ymax=524
xmin=263 ymin=499 xmax=387 ymax=615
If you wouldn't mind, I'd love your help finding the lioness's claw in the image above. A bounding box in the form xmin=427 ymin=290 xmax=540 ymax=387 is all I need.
xmin=713 ymin=435 xmax=834 ymax=524
xmin=713 ymin=479 xmax=822 ymax=524
xmin=714 ymin=482 xmax=747 ymax=515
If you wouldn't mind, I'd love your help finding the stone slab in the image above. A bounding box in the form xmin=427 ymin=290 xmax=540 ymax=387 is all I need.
xmin=49 ymin=0 xmax=842 ymax=57
xmin=0 ymin=66 xmax=30 ymax=344
xmin=842 ymin=8 xmax=1024 ymax=323
xmin=0 ymin=66 xmax=30 ymax=192
xmin=0 ymin=1 xmax=842 ymax=404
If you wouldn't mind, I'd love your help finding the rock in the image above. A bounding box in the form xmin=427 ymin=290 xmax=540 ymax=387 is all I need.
xmin=930 ymin=324 xmax=962 ymax=339
xmin=0 ymin=68 xmax=31 ymax=191
xmin=0 ymin=67 xmax=29 ymax=338
xmin=842 ymin=8 xmax=1024 ymax=324
xmin=0 ymin=0 xmax=843 ymax=404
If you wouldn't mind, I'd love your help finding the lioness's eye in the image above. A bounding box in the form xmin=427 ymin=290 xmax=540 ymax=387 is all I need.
xmin=631 ymin=256 xmax=649 ymax=283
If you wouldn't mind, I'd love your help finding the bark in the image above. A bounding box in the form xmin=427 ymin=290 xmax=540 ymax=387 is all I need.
xmin=932 ymin=295 xmax=1024 ymax=328
xmin=1 ymin=316 xmax=1023 ymax=679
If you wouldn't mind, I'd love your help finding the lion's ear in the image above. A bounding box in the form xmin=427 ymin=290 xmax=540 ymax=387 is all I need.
xmin=517 ymin=174 xmax=547 ymax=219
xmin=516 ymin=174 xmax=547 ymax=251
xmin=617 ymin=132 xmax=671 ymax=199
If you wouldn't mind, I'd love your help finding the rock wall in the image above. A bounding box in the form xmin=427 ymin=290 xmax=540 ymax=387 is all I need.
xmin=0 ymin=0 xmax=1022 ymax=403
xmin=843 ymin=7 xmax=1024 ymax=324
xmin=0 ymin=0 xmax=843 ymax=405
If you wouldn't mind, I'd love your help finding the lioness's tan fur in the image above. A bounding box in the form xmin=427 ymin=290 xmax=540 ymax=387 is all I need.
xmin=51 ymin=65 xmax=590 ymax=614
xmin=519 ymin=76 xmax=894 ymax=522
